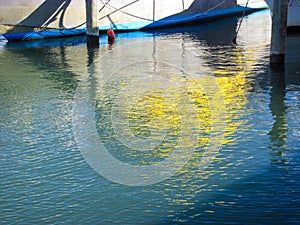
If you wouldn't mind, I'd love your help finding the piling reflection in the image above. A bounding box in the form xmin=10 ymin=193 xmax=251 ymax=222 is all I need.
xmin=269 ymin=68 xmax=288 ymax=165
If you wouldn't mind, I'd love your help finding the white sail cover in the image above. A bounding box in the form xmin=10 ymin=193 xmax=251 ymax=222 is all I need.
xmin=98 ymin=0 xmax=195 ymax=28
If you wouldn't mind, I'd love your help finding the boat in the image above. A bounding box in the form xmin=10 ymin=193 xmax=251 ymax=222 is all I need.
xmin=0 ymin=0 xmax=267 ymax=41
xmin=264 ymin=0 xmax=300 ymax=27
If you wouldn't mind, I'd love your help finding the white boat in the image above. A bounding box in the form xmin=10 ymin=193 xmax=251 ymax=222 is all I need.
xmin=0 ymin=0 xmax=267 ymax=30
xmin=0 ymin=0 xmax=237 ymax=30
xmin=0 ymin=0 xmax=267 ymax=41
xmin=264 ymin=0 xmax=300 ymax=27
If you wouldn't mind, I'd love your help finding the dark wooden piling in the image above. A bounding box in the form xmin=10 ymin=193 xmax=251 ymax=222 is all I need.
xmin=86 ymin=0 xmax=99 ymax=47
xmin=270 ymin=0 xmax=289 ymax=64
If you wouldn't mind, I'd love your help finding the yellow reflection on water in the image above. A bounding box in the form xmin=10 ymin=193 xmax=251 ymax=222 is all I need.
xmin=101 ymin=73 xmax=217 ymax=167
xmin=93 ymin=36 xmax=264 ymax=219
xmin=96 ymin=45 xmax=256 ymax=174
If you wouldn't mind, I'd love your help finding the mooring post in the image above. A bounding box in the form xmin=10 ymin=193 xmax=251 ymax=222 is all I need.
xmin=86 ymin=0 xmax=99 ymax=47
xmin=270 ymin=0 xmax=289 ymax=64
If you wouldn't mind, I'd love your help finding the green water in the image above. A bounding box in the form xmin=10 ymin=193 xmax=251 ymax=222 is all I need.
xmin=1 ymin=11 xmax=300 ymax=224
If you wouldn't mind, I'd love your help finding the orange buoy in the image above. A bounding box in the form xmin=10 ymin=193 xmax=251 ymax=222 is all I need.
xmin=107 ymin=28 xmax=115 ymax=44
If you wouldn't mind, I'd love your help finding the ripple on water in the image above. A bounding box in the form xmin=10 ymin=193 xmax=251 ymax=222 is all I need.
xmin=1 ymin=10 xmax=300 ymax=225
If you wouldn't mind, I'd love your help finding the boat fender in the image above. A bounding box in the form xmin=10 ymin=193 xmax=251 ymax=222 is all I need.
xmin=107 ymin=28 xmax=115 ymax=44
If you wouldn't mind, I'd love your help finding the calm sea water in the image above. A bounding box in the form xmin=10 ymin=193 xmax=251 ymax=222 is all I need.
xmin=1 ymin=10 xmax=300 ymax=224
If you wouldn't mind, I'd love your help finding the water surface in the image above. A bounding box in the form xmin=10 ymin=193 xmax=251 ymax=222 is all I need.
xmin=1 ymin=10 xmax=300 ymax=224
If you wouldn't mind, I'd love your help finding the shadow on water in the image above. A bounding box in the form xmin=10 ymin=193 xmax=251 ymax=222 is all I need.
xmin=3 ymin=34 xmax=104 ymax=94
xmin=4 ymin=41 xmax=85 ymax=94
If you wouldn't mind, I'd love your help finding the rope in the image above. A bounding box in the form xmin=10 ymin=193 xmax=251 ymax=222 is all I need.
xmin=232 ymin=0 xmax=250 ymax=44
xmin=99 ymin=0 xmax=153 ymax=22
xmin=99 ymin=0 xmax=111 ymax=13
xmin=98 ymin=0 xmax=228 ymax=24
xmin=153 ymin=0 xmax=155 ymax=21
xmin=56 ymin=0 xmax=148 ymax=30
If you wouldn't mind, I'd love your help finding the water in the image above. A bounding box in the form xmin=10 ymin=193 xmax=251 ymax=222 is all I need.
xmin=1 ymin=10 xmax=300 ymax=224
